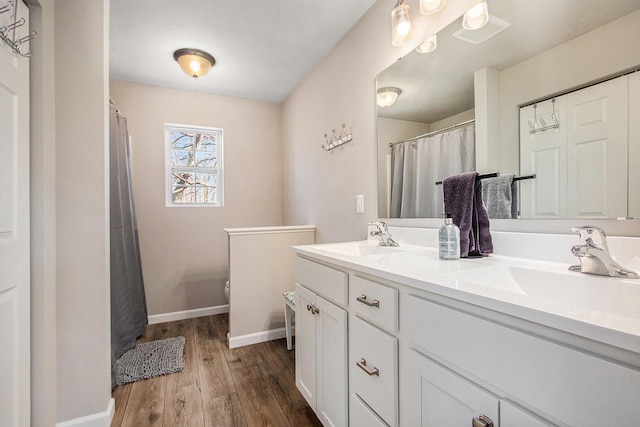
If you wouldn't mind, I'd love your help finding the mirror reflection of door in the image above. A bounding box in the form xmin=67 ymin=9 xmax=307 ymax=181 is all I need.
xmin=520 ymin=75 xmax=631 ymax=219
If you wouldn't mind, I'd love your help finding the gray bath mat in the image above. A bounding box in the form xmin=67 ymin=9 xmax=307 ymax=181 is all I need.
xmin=115 ymin=336 xmax=185 ymax=385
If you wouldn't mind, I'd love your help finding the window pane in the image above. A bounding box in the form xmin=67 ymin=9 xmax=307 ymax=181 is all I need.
xmin=195 ymin=151 xmax=217 ymax=167
xmin=195 ymin=134 xmax=217 ymax=152
xmin=171 ymin=171 xmax=195 ymax=186
xmin=171 ymin=185 xmax=195 ymax=204
xmin=171 ymin=150 xmax=194 ymax=166
xmin=171 ymin=131 xmax=195 ymax=150
xmin=195 ymin=173 xmax=216 ymax=186
xmin=196 ymin=186 xmax=217 ymax=204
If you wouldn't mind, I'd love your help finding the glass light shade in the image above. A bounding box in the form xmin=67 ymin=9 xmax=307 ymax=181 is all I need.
xmin=391 ymin=4 xmax=413 ymax=46
xmin=173 ymin=48 xmax=216 ymax=78
xmin=463 ymin=0 xmax=489 ymax=30
xmin=420 ymin=0 xmax=447 ymax=15
xmin=377 ymin=87 xmax=402 ymax=108
xmin=415 ymin=34 xmax=437 ymax=53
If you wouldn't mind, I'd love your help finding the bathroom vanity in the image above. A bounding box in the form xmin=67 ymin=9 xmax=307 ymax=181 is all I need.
xmin=293 ymin=228 xmax=640 ymax=427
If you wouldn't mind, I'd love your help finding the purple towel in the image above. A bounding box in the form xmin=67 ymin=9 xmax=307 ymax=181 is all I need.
xmin=442 ymin=172 xmax=493 ymax=257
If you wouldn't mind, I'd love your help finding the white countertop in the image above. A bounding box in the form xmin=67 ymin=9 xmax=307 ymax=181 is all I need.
xmin=293 ymin=240 xmax=640 ymax=355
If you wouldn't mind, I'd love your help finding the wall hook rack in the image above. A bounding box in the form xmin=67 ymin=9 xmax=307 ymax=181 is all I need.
xmin=528 ymin=98 xmax=560 ymax=134
xmin=0 ymin=1 xmax=37 ymax=58
xmin=322 ymin=124 xmax=353 ymax=151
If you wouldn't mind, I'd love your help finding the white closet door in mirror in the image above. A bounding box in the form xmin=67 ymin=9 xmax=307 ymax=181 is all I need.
xmin=519 ymin=98 xmax=568 ymax=218
xmin=566 ymin=75 xmax=628 ymax=218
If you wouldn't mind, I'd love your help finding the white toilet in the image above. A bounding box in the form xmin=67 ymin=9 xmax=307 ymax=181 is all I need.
xmin=224 ymin=280 xmax=230 ymax=303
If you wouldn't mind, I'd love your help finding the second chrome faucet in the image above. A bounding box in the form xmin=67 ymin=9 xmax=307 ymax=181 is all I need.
xmin=569 ymin=226 xmax=639 ymax=279
xmin=369 ymin=221 xmax=399 ymax=247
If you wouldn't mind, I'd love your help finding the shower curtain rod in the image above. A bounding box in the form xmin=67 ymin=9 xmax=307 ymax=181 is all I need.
xmin=388 ymin=119 xmax=475 ymax=147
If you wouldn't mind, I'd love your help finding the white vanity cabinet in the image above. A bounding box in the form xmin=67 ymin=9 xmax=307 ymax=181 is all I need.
xmin=294 ymin=250 xmax=640 ymax=427
xmin=295 ymin=258 xmax=348 ymax=427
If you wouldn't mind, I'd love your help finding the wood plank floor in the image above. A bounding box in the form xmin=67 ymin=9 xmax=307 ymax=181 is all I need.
xmin=111 ymin=313 xmax=322 ymax=427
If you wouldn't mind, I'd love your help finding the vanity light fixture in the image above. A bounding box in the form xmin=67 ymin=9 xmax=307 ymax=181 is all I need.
xmin=420 ymin=0 xmax=447 ymax=15
xmin=462 ymin=0 xmax=489 ymax=30
xmin=415 ymin=34 xmax=437 ymax=53
xmin=391 ymin=0 xmax=413 ymax=46
xmin=377 ymin=87 xmax=402 ymax=108
xmin=173 ymin=48 xmax=216 ymax=78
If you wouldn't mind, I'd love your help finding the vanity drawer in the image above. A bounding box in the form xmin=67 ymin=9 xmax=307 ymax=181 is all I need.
xmin=349 ymin=275 xmax=398 ymax=332
xmin=296 ymin=256 xmax=348 ymax=306
xmin=349 ymin=315 xmax=398 ymax=427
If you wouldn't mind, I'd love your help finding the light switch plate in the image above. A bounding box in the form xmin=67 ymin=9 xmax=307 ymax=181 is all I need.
xmin=356 ymin=194 xmax=364 ymax=213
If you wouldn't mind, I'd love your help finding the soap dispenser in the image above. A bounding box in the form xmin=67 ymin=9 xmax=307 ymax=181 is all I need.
xmin=439 ymin=214 xmax=460 ymax=260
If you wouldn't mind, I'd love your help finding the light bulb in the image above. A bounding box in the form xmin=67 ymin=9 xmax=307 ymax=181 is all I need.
xmin=190 ymin=60 xmax=201 ymax=73
xmin=391 ymin=4 xmax=413 ymax=46
xmin=397 ymin=19 xmax=411 ymax=36
xmin=420 ymin=0 xmax=447 ymax=15
xmin=415 ymin=34 xmax=437 ymax=53
xmin=463 ymin=0 xmax=489 ymax=30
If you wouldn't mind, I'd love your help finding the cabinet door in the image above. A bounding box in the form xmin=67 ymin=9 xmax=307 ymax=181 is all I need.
xmin=295 ymin=284 xmax=317 ymax=411
xmin=316 ymin=295 xmax=348 ymax=427
xmin=501 ymin=400 xmax=554 ymax=427
xmin=400 ymin=347 xmax=499 ymax=427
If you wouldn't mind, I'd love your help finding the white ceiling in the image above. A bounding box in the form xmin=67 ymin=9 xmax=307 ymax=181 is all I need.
xmin=377 ymin=0 xmax=640 ymax=123
xmin=109 ymin=0 xmax=377 ymax=103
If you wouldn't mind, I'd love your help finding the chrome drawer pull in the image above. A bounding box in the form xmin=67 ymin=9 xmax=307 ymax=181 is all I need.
xmin=472 ymin=414 xmax=494 ymax=427
xmin=356 ymin=294 xmax=380 ymax=308
xmin=356 ymin=358 xmax=380 ymax=376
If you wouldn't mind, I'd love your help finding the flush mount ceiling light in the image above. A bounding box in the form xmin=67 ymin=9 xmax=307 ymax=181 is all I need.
xmin=377 ymin=87 xmax=402 ymax=107
xmin=420 ymin=0 xmax=447 ymax=15
xmin=173 ymin=48 xmax=216 ymax=78
xmin=391 ymin=1 xmax=413 ymax=46
xmin=463 ymin=0 xmax=489 ymax=30
xmin=415 ymin=34 xmax=437 ymax=53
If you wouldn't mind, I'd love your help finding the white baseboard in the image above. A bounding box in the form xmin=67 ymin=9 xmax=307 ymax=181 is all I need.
xmin=228 ymin=327 xmax=289 ymax=349
xmin=148 ymin=304 xmax=229 ymax=325
xmin=56 ymin=398 xmax=114 ymax=427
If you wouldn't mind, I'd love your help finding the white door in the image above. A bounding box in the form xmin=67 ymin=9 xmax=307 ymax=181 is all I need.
xmin=566 ymin=75 xmax=628 ymax=218
xmin=519 ymin=98 xmax=568 ymax=218
xmin=295 ymin=284 xmax=317 ymax=411
xmin=0 ymin=1 xmax=31 ymax=425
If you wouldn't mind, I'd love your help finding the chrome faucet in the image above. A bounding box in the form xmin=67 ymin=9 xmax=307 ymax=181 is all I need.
xmin=369 ymin=221 xmax=399 ymax=247
xmin=569 ymin=226 xmax=639 ymax=279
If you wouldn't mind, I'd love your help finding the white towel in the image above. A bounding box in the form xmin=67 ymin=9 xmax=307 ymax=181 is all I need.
xmin=481 ymin=174 xmax=517 ymax=219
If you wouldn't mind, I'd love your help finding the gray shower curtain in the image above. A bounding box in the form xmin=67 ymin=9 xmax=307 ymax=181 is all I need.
xmin=390 ymin=123 xmax=476 ymax=218
xmin=109 ymin=103 xmax=147 ymax=388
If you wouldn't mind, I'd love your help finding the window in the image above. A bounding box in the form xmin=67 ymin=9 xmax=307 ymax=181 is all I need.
xmin=165 ymin=123 xmax=223 ymax=207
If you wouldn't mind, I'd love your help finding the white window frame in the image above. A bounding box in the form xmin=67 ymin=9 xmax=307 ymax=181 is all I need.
xmin=165 ymin=123 xmax=224 ymax=207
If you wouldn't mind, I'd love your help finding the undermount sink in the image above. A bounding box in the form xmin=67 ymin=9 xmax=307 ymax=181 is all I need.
xmin=311 ymin=242 xmax=404 ymax=257
xmin=446 ymin=265 xmax=640 ymax=319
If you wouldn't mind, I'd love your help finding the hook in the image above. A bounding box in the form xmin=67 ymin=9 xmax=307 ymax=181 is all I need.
xmin=0 ymin=16 xmax=24 ymax=34
xmin=0 ymin=1 xmax=13 ymax=15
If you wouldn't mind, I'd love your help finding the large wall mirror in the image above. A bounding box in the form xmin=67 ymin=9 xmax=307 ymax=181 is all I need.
xmin=377 ymin=0 xmax=640 ymax=221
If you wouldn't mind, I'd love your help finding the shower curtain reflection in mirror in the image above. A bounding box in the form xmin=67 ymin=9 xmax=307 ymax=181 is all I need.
xmin=390 ymin=123 xmax=475 ymax=218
